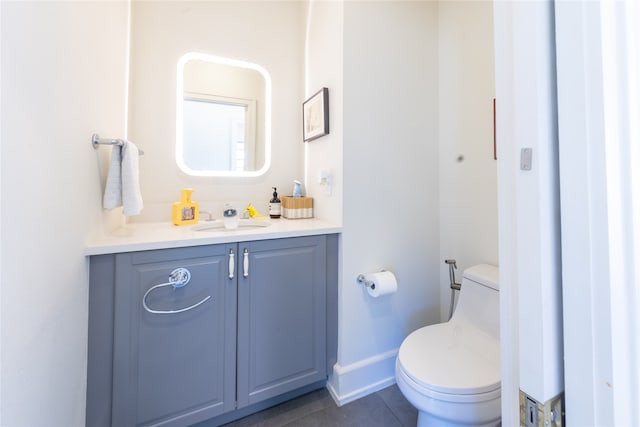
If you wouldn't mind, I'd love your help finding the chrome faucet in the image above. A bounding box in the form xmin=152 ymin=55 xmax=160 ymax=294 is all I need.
xmin=200 ymin=210 xmax=214 ymax=221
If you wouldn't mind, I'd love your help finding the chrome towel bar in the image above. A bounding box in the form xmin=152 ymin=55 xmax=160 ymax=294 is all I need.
xmin=91 ymin=133 xmax=144 ymax=155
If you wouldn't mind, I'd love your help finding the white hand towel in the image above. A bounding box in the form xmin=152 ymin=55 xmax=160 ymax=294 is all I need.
xmin=103 ymin=145 xmax=123 ymax=209
xmin=103 ymin=141 xmax=144 ymax=216
xmin=121 ymin=141 xmax=143 ymax=215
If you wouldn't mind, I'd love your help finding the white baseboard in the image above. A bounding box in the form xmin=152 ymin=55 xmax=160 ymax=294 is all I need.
xmin=326 ymin=348 xmax=398 ymax=406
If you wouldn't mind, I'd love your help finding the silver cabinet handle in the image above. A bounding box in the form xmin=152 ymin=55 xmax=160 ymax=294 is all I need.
xmin=229 ymin=249 xmax=235 ymax=280
xmin=142 ymin=268 xmax=211 ymax=315
xmin=243 ymin=248 xmax=249 ymax=277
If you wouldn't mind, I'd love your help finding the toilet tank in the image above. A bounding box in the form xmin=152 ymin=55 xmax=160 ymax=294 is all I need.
xmin=451 ymin=264 xmax=500 ymax=339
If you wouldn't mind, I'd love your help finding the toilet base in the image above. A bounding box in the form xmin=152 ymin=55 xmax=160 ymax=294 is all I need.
xmin=396 ymin=360 xmax=501 ymax=427
xmin=417 ymin=411 xmax=501 ymax=427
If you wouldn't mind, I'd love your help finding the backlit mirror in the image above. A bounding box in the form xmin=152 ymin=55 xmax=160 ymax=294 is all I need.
xmin=176 ymin=53 xmax=271 ymax=177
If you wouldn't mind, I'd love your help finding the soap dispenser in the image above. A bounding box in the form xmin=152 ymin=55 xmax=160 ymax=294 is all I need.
xmin=293 ymin=180 xmax=303 ymax=197
xmin=172 ymin=188 xmax=199 ymax=225
xmin=269 ymin=187 xmax=281 ymax=219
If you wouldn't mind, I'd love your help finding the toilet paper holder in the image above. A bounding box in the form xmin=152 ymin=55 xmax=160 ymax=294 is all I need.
xmin=357 ymin=270 xmax=387 ymax=290
xmin=356 ymin=274 xmax=374 ymax=289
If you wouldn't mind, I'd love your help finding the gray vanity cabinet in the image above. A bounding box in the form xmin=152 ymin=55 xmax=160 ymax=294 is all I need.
xmin=112 ymin=244 xmax=237 ymax=427
xmin=237 ymin=237 xmax=326 ymax=408
xmin=87 ymin=235 xmax=334 ymax=427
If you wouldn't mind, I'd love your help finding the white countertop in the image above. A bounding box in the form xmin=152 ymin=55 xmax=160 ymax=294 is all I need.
xmin=85 ymin=218 xmax=342 ymax=256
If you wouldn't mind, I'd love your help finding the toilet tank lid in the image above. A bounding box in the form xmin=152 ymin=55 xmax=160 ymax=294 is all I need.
xmin=462 ymin=264 xmax=499 ymax=290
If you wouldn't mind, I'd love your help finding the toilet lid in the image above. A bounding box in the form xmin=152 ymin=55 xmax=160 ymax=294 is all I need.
xmin=397 ymin=321 xmax=500 ymax=395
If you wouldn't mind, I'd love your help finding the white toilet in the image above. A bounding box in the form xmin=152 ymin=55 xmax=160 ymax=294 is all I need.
xmin=396 ymin=264 xmax=500 ymax=427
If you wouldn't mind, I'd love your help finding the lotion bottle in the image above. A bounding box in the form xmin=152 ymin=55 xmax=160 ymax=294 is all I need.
xmin=269 ymin=187 xmax=281 ymax=218
xmin=172 ymin=188 xmax=199 ymax=225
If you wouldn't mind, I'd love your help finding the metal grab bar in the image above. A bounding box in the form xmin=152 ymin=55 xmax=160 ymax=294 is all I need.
xmin=142 ymin=268 xmax=211 ymax=315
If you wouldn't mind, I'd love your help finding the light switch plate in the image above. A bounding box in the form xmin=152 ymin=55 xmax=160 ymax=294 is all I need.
xmin=521 ymin=148 xmax=533 ymax=170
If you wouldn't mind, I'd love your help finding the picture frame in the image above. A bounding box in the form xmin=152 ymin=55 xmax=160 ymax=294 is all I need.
xmin=303 ymin=87 xmax=329 ymax=142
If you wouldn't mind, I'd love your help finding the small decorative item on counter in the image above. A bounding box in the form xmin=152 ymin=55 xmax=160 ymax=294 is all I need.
xmin=292 ymin=180 xmax=303 ymax=197
xmin=269 ymin=187 xmax=281 ymax=218
xmin=223 ymin=204 xmax=239 ymax=230
xmin=246 ymin=203 xmax=267 ymax=219
xmin=172 ymin=188 xmax=199 ymax=225
xmin=281 ymin=196 xmax=313 ymax=219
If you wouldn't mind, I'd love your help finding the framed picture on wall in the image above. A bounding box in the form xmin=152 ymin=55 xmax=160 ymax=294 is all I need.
xmin=303 ymin=87 xmax=329 ymax=142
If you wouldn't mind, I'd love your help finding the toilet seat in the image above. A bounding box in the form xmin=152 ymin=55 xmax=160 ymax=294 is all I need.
xmin=397 ymin=320 xmax=500 ymax=398
xmin=396 ymin=360 xmax=500 ymax=405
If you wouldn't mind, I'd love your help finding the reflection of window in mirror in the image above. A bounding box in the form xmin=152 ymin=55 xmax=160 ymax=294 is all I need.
xmin=176 ymin=53 xmax=271 ymax=177
xmin=183 ymin=94 xmax=256 ymax=172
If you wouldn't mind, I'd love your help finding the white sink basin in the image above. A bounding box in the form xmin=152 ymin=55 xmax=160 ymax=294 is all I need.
xmin=191 ymin=219 xmax=272 ymax=232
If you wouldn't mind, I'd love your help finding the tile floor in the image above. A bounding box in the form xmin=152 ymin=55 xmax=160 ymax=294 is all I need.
xmin=222 ymin=384 xmax=417 ymax=427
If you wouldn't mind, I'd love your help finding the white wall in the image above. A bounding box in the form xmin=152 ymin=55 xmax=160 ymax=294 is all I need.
xmin=0 ymin=2 xmax=129 ymax=425
xmin=128 ymin=1 xmax=305 ymax=221
xmin=303 ymin=0 xmax=343 ymax=224
xmin=497 ymin=3 xmax=640 ymax=426
xmin=326 ymin=1 xmax=441 ymax=404
xmin=556 ymin=1 xmax=640 ymax=424
xmin=437 ymin=1 xmax=497 ymax=319
xmin=494 ymin=0 xmax=563 ymax=422
xmin=493 ymin=2 xmax=520 ymax=423
xmin=512 ymin=0 xmax=564 ymax=404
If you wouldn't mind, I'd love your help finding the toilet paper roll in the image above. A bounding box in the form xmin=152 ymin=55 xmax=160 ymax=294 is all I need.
xmin=365 ymin=271 xmax=397 ymax=298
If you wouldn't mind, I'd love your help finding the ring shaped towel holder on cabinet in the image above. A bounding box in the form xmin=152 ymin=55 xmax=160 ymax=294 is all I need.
xmin=142 ymin=268 xmax=212 ymax=315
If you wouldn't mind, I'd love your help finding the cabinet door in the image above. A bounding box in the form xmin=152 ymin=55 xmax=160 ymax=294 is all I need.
xmin=237 ymin=236 xmax=327 ymax=407
xmin=112 ymin=244 xmax=236 ymax=427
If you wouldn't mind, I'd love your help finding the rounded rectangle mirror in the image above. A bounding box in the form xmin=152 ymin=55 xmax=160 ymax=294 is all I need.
xmin=176 ymin=53 xmax=271 ymax=177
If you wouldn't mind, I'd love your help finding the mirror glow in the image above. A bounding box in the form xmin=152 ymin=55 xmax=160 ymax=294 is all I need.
xmin=176 ymin=53 xmax=271 ymax=177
